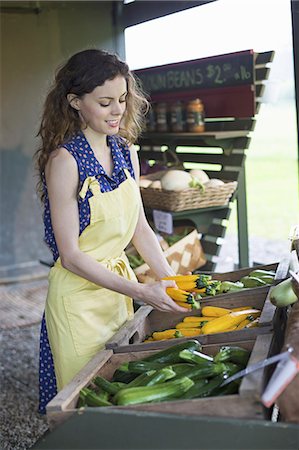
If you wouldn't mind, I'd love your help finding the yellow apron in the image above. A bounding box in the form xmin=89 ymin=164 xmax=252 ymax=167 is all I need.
xmin=45 ymin=169 xmax=140 ymax=390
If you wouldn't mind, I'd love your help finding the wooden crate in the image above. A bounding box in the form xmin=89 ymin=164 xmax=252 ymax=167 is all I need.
xmin=127 ymin=229 xmax=207 ymax=282
xmin=47 ymin=333 xmax=277 ymax=430
xmin=106 ymin=261 xmax=288 ymax=350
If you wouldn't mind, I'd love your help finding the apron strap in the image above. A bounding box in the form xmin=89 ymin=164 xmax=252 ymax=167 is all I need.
xmin=123 ymin=168 xmax=132 ymax=179
xmin=79 ymin=176 xmax=101 ymax=199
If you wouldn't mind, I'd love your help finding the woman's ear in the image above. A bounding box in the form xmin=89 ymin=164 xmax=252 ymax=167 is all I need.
xmin=67 ymin=94 xmax=80 ymax=111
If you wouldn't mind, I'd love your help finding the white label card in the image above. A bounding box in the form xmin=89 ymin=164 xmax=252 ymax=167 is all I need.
xmin=153 ymin=210 xmax=173 ymax=235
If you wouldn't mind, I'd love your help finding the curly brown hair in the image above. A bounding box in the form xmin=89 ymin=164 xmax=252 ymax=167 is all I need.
xmin=34 ymin=49 xmax=149 ymax=201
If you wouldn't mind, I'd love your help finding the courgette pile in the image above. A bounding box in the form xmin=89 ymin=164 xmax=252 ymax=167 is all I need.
xmin=78 ymin=340 xmax=250 ymax=408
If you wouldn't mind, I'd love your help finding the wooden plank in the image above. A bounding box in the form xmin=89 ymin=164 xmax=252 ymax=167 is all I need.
xmin=201 ymin=240 xmax=221 ymax=256
xmin=255 ymin=84 xmax=266 ymax=98
xmin=143 ymin=152 xmax=245 ymax=166
xmin=204 ymin=118 xmax=255 ymax=132
xmin=139 ymin=130 xmax=250 ymax=143
xmin=47 ymin=349 xmax=114 ymax=413
xmin=105 ymin=305 xmax=153 ymax=349
xmin=255 ymin=51 xmax=275 ymax=66
xmin=240 ymin=333 xmax=273 ymax=397
xmin=113 ymin=327 xmax=273 ymax=354
xmin=255 ymin=67 xmax=271 ymax=82
xmin=205 ymin=223 xmax=227 ymax=239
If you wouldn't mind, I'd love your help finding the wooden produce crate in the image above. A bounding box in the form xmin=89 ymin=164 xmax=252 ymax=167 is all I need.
xmin=127 ymin=229 xmax=206 ymax=283
xmin=105 ymin=261 xmax=289 ymax=350
xmin=47 ymin=333 xmax=276 ymax=430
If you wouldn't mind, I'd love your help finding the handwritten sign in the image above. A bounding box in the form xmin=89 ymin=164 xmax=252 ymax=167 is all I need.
xmin=135 ymin=50 xmax=254 ymax=95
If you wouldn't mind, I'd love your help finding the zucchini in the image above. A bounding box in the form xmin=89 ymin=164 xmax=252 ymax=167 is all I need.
xmin=213 ymin=380 xmax=240 ymax=396
xmin=170 ymin=363 xmax=196 ymax=377
xmin=114 ymin=376 xmax=194 ymax=406
xmin=80 ymin=387 xmax=112 ymax=407
xmin=93 ymin=375 xmax=124 ymax=395
xmin=181 ymin=376 xmax=223 ymax=399
xmin=249 ymin=269 xmax=275 ymax=278
xmin=221 ymin=362 xmax=241 ymax=377
xmin=179 ymin=349 xmax=214 ymax=365
xmin=126 ymin=370 xmax=156 ymax=388
xmin=127 ymin=367 xmax=176 ymax=388
xmin=214 ymin=346 xmax=250 ymax=367
xmin=189 ymin=362 xmax=229 ymax=380
xmin=138 ymin=339 xmax=202 ymax=365
xmin=127 ymin=360 xmax=166 ymax=374
xmin=112 ymin=368 xmax=138 ymax=384
xmin=240 ymin=276 xmax=267 ymax=288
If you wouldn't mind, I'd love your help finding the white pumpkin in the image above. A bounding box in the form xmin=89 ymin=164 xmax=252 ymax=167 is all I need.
xmin=205 ymin=178 xmax=225 ymax=188
xmin=161 ymin=170 xmax=193 ymax=191
xmin=189 ymin=169 xmax=210 ymax=184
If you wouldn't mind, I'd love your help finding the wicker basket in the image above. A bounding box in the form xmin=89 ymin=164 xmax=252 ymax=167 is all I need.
xmin=127 ymin=229 xmax=206 ymax=283
xmin=141 ymin=181 xmax=237 ymax=212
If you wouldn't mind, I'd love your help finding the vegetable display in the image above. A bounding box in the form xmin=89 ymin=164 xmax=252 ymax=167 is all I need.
xmin=77 ymin=341 xmax=250 ymax=409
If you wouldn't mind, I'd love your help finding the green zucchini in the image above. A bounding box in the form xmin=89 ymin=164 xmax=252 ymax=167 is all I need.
xmin=138 ymin=339 xmax=202 ymax=365
xmin=249 ymin=269 xmax=275 ymax=278
xmin=219 ymin=281 xmax=244 ymax=293
xmin=170 ymin=363 xmax=196 ymax=377
xmin=213 ymin=380 xmax=240 ymax=396
xmin=179 ymin=349 xmax=214 ymax=365
xmin=112 ymin=368 xmax=137 ymax=384
xmin=240 ymin=276 xmax=267 ymax=288
xmin=127 ymin=360 xmax=166 ymax=374
xmin=189 ymin=362 xmax=229 ymax=380
xmin=126 ymin=370 xmax=156 ymax=388
xmin=127 ymin=367 xmax=175 ymax=387
xmin=114 ymin=376 xmax=194 ymax=406
xmin=214 ymin=346 xmax=250 ymax=367
xmin=80 ymin=387 xmax=112 ymax=407
xmin=181 ymin=376 xmax=222 ymax=399
xmin=93 ymin=375 xmax=123 ymax=395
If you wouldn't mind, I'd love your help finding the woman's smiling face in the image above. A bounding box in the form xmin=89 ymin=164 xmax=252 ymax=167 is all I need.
xmin=75 ymin=75 xmax=127 ymax=135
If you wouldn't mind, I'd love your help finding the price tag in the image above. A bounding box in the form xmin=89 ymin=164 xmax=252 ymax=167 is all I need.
xmin=153 ymin=209 xmax=173 ymax=235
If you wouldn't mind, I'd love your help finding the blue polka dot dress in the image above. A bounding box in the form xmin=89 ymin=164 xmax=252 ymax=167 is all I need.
xmin=39 ymin=132 xmax=135 ymax=414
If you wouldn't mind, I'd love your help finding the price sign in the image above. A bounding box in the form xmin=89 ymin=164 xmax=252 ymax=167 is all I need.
xmin=153 ymin=210 xmax=173 ymax=235
xmin=135 ymin=50 xmax=254 ymax=94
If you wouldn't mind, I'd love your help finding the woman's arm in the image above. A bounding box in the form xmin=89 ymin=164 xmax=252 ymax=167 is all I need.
xmin=130 ymin=145 xmax=176 ymax=279
xmin=45 ymin=147 xmax=186 ymax=312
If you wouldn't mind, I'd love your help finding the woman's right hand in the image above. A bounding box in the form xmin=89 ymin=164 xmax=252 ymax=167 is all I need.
xmin=137 ymin=280 xmax=190 ymax=312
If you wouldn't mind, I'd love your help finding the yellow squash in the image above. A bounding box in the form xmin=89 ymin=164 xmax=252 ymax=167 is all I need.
xmin=201 ymin=306 xmax=231 ymax=317
xmin=201 ymin=309 xmax=260 ymax=335
xmin=152 ymin=329 xmax=182 ymax=340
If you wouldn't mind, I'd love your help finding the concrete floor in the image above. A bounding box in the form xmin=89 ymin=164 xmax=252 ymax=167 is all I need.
xmin=0 ymin=233 xmax=291 ymax=450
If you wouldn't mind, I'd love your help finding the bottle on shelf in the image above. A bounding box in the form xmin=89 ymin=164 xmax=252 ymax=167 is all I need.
xmin=170 ymin=101 xmax=185 ymax=132
xmin=145 ymin=105 xmax=156 ymax=132
xmin=186 ymin=98 xmax=205 ymax=133
xmin=156 ymin=102 xmax=168 ymax=132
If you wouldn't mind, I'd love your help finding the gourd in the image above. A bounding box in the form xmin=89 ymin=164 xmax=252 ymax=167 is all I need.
xmin=160 ymin=170 xmax=193 ymax=191
xmin=270 ymin=277 xmax=298 ymax=307
xmin=189 ymin=168 xmax=210 ymax=184
xmin=204 ymin=178 xmax=224 ymax=187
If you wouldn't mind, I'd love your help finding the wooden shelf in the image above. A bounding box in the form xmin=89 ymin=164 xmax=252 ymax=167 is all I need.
xmin=139 ymin=131 xmax=250 ymax=143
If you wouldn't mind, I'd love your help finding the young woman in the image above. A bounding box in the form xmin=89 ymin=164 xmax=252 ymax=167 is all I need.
xmin=35 ymin=49 xmax=187 ymax=414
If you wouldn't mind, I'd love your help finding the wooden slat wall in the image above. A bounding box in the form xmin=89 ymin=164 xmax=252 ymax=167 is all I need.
xmin=138 ymin=51 xmax=274 ymax=270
